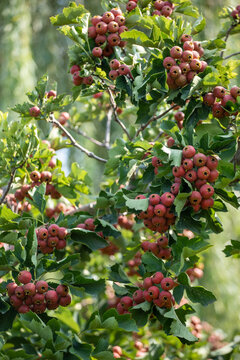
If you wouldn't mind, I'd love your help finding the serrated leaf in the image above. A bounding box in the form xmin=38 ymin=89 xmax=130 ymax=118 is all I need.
xmin=186 ymin=286 xmax=216 ymax=306
xmin=71 ymin=228 xmax=108 ymax=250
xmin=123 ymin=195 xmax=148 ymax=211
xmin=50 ymin=3 xmax=88 ymax=26
xmin=174 ymin=193 xmax=189 ymax=218
xmin=215 ymin=188 xmax=239 ymax=208
xmin=24 ymin=225 xmax=38 ymax=268
xmin=192 ymin=15 xmax=206 ymax=34
xmin=141 ymin=252 xmax=165 ymax=272
xmin=223 ymin=240 xmax=240 ymax=257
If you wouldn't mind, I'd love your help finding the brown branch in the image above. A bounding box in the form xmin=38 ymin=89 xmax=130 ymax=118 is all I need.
xmin=68 ymin=126 xmax=105 ymax=148
xmin=224 ymin=51 xmax=240 ymax=60
xmin=107 ymin=87 xmax=132 ymax=141
xmin=0 ymin=168 xmax=17 ymax=205
xmin=220 ymin=23 xmax=238 ymax=58
xmin=135 ymin=104 xmax=178 ymax=138
xmin=48 ymin=114 xmax=107 ymax=163
xmin=65 ymin=201 xmax=96 ymax=216
xmin=105 ymin=108 xmax=112 ymax=149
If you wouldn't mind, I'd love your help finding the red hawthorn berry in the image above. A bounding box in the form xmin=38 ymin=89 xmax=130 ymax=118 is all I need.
xmin=10 ymin=295 xmax=22 ymax=308
xmin=135 ymin=194 xmax=146 ymax=200
xmin=189 ymin=191 xmax=202 ymax=205
xmin=187 ymin=71 xmax=196 ymax=82
xmin=230 ymin=86 xmax=240 ymax=99
xmin=48 ymin=224 xmax=59 ymax=236
xmin=175 ymin=74 xmax=187 ymax=87
xmin=33 ymin=303 xmax=47 ymax=314
xmin=32 ymin=293 xmax=45 ymax=305
xmin=172 ymin=165 xmax=185 ymax=178
xmin=203 ymin=92 xmax=215 ymax=106
xmin=103 ymin=45 xmax=114 ymax=57
xmin=143 ymin=289 xmax=152 ymax=302
xmin=115 ymin=15 xmax=125 ymax=26
xmin=201 ymin=197 xmax=214 ymax=210
xmin=149 ymin=242 xmax=159 ymax=256
xmin=193 ymin=153 xmax=207 ymax=167
xmin=195 ymin=179 xmax=207 ymax=189
xmin=45 ymin=290 xmax=58 ymax=305
xmin=56 ymin=239 xmax=67 ymax=250
xmin=15 ymin=286 xmax=25 ymax=299
xmin=110 ymin=59 xmax=120 ymax=70
xmin=171 ymin=182 xmax=180 ymax=195
xmin=221 ymin=95 xmax=236 ymax=108
xmin=73 ymin=72 xmax=83 ymax=86
xmin=70 ymin=65 xmax=80 ymax=74
xmin=169 ymin=66 xmax=181 ymax=79
xmin=126 ymin=1 xmax=137 ymax=11
xmin=192 ymin=50 xmax=200 ymax=59
xmin=47 ymin=302 xmax=59 ymax=310
xmin=141 ymin=241 xmax=151 ymax=251
xmin=29 ymin=106 xmax=41 ymax=117
xmin=185 ymin=170 xmax=197 ymax=183
xmin=161 ymin=192 xmax=175 ymax=207
xmin=183 ymin=41 xmax=194 ymax=51
xmin=149 ymin=194 xmax=161 ymax=205
xmin=18 ymin=304 xmax=30 ymax=313
xmin=102 ymin=11 xmax=115 ymax=23
xmin=41 ymin=171 xmax=52 ymax=183
xmin=182 ymin=158 xmax=193 ymax=170
xmin=212 ymin=103 xmax=225 ymax=118
xmin=111 ymin=8 xmax=122 ymax=16
xmin=143 ymin=277 xmax=153 ymax=290
xmin=159 ymin=248 xmax=171 ymax=260
xmin=95 ymin=34 xmax=107 ymax=46
xmin=200 ymin=184 xmax=214 ymax=199
xmin=197 ymin=166 xmax=210 ymax=180
xmin=120 ymin=296 xmax=133 ymax=310
xmin=92 ymin=47 xmax=102 ymax=57
xmin=180 ymin=62 xmax=191 ymax=74
xmin=118 ymin=25 xmax=128 ymax=34
xmin=7 ymin=282 xmax=18 ymax=296
xmin=14 ymin=190 xmax=24 ymax=202
xmin=213 ymin=86 xmax=226 ymax=99
xmin=182 ymin=50 xmax=193 ymax=62
xmin=36 ymin=280 xmax=48 ymax=294
xmin=152 ymin=271 xmax=164 ymax=284
xmin=56 ymin=285 xmax=69 ymax=297
xmin=38 ymin=228 xmax=48 ymax=240
xmin=206 ymin=156 xmax=218 ymax=170
xmin=25 ymin=296 xmax=33 ymax=306
xmin=77 ymin=223 xmax=86 ymax=229
xmin=152 ymin=216 xmax=166 ymax=226
xmin=167 ymin=73 xmax=178 ymax=89
xmin=148 ymin=286 xmax=160 ymax=300
xmin=109 ymin=70 xmax=119 ymax=80
xmin=174 ymin=177 xmax=181 ymax=183
xmin=152 ymin=156 xmax=162 ymax=167
xmin=18 ymin=270 xmax=32 ymax=284
xmin=96 ymin=21 xmax=108 ymax=35
xmin=161 ymin=277 xmax=174 ymax=291
xmin=85 ymin=218 xmax=95 ymax=231
xmin=59 ymin=294 xmax=71 ymax=307
xmin=182 ymin=145 xmax=196 ymax=158
xmin=21 ymin=184 xmax=31 ymax=195
xmin=58 ymin=227 xmax=67 ymax=239
xmin=47 ymin=90 xmax=57 ymax=98
xmin=154 ymin=0 xmax=164 ymax=10
xmin=23 ymin=283 xmax=36 ymax=296
xmin=158 ymin=290 xmax=172 ymax=308
xmin=108 ymin=33 xmax=121 ymax=47
xmin=167 ymin=137 xmax=175 ymax=147
xmin=117 ymin=302 xmax=125 ymax=314
xmin=108 ymin=21 xmax=119 ymax=33
xmin=30 ymin=170 xmax=41 ymax=182
xmin=174 ymin=111 xmax=185 ymax=122
xmin=88 ymin=26 xmax=97 ymax=38
xmin=113 ymin=346 xmax=123 ymax=357
xmin=146 ymin=205 xmax=154 ymax=218
xmin=208 ymin=169 xmax=219 ymax=183
xmin=162 ymin=5 xmax=172 ymax=16
xmin=181 ymin=34 xmax=192 ymax=42
xmin=157 ymin=236 xmax=169 ymax=248
xmin=47 ymin=236 xmax=59 ymax=247
xmin=154 ymin=204 xmax=167 ymax=217
xmin=190 ymin=59 xmax=201 ymax=71
xmin=91 ymin=15 xmax=102 ymax=26
xmin=118 ymin=64 xmax=130 ymax=76
xmin=133 ymin=289 xmax=144 ymax=304
xmin=163 ymin=57 xmax=176 ymax=70
xmin=170 ymin=46 xmax=183 ymax=59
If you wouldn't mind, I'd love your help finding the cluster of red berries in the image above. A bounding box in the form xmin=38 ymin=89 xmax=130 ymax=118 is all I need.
xmin=203 ymin=85 xmax=240 ymax=119
xmin=29 ymin=90 xmax=57 ymax=118
xmin=164 ymin=34 xmax=207 ymax=89
xmin=171 ymin=146 xmax=219 ymax=211
xmin=15 ymin=170 xmax=61 ymax=202
xmin=126 ymin=252 xmax=141 ymax=276
xmin=7 ymin=271 xmax=71 ymax=314
xmin=141 ymin=235 xmax=172 ymax=260
xmin=5 ymin=193 xmax=31 ymax=213
xmin=70 ymin=65 xmax=93 ymax=86
xmin=152 ymin=0 xmax=174 ymax=17
xmin=117 ymin=214 xmax=135 ymax=230
xmin=186 ymin=263 xmax=204 ymax=282
xmin=88 ymin=8 xmax=127 ymax=59
xmin=108 ymin=59 xmax=133 ymax=81
xmin=37 ymin=224 xmax=67 ymax=254
xmin=174 ymin=110 xmax=185 ymax=129
xmin=116 ymin=272 xmax=176 ymax=315
xmin=136 ymin=192 xmax=176 ymax=233
xmin=190 ymin=316 xmax=202 ymax=339
xmin=151 ymin=155 xmax=163 ymax=175
xmin=231 ymin=5 xmax=240 ymax=19
xmin=46 ymin=202 xmax=75 ymax=219
xmin=126 ymin=0 xmax=138 ymax=12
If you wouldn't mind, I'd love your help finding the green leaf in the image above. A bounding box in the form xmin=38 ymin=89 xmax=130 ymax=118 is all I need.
xmin=69 ymin=338 xmax=92 ymax=360
xmin=109 ymin=264 xmax=130 ymax=283
xmin=50 ymin=3 xmax=88 ymax=26
xmin=29 ymin=182 xmax=46 ymax=213
xmin=71 ymin=275 xmax=105 ymax=296
xmin=24 ymin=225 xmax=38 ymax=268
xmin=215 ymin=188 xmax=239 ymax=208
xmin=120 ymin=29 xmax=155 ymax=47
xmin=0 ymin=307 xmax=17 ymax=331
xmin=141 ymin=252 xmax=165 ymax=272
xmin=123 ymin=195 xmax=148 ymax=211
xmin=223 ymin=240 xmax=240 ymax=257
xmin=71 ymin=228 xmax=109 ymax=250
xmin=174 ymin=193 xmax=189 ymax=218
xmin=192 ymin=15 xmax=206 ymax=34
xmin=186 ymin=286 xmax=216 ymax=306
xmin=95 ymin=218 xmax=120 ymax=237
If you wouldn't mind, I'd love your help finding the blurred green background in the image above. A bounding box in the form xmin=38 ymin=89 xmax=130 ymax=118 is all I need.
xmin=1 ymin=0 xmax=240 ymax=338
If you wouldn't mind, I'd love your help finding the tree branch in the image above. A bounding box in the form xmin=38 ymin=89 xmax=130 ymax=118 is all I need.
xmin=65 ymin=201 xmax=96 ymax=216
xmin=220 ymin=23 xmax=238 ymax=58
xmin=107 ymin=87 xmax=132 ymax=141
xmin=224 ymin=51 xmax=240 ymax=60
xmin=0 ymin=168 xmax=17 ymax=205
xmin=48 ymin=114 xmax=107 ymax=163
xmin=135 ymin=104 xmax=178 ymax=138
xmin=105 ymin=108 xmax=112 ymax=149
xmin=68 ymin=126 xmax=105 ymax=148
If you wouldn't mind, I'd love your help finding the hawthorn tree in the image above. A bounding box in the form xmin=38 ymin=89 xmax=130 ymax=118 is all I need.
xmin=1 ymin=0 xmax=240 ymax=359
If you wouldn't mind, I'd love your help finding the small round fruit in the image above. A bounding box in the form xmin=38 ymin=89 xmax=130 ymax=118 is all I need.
xmin=95 ymin=21 xmax=108 ymax=35
xmin=200 ymin=184 xmax=214 ymax=199
xmin=152 ymin=272 xmax=164 ymax=284
xmin=163 ymin=57 xmax=176 ymax=70
xmin=70 ymin=65 xmax=80 ymax=74
xmin=110 ymin=59 xmax=120 ymax=70
xmin=126 ymin=1 xmax=137 ymax=11
xmin=197 ymin=166 xmax=210 ymax=180
xmin=213 ymin=86 xmax=226 ymax=99
xmin=170 ymin=46 xmax=183 ymax=59
xmin=29 ymin=106 xmax=41 ymax=117
xmin=18 ymin=270 xmax=32 ymax=284
xmin=102 ymin=11 xmax=115 ymax=23
xmin=120 ymin=296 xmax=133 ymax=310
xmin=45 ymin=290 xmax=58 ymax=304
xmin=161 ymin=277 xmax=174 ymax=290
xmin=56 ymin=285 xmax=69 ymax=297
xmin=59 ymin=294 xmax=71 ymax=307
xmin=48 ymin=224 xmax=59 ymax=236
xmin=230 ymin=86 xmax=240 ymax=99
xmin=182 ymin=145 xmax=196 ymax=158
xmin=109 ymin=70 xmax=119 ymax=80
xmin=36 ymin=280 xmax=48 ymax=294
xmin=203 ymin=93 xmax=215 ymax=106
xmin=189 ymin=191 xmax=202 ymax=205
xmin=133 ymin=289 xmax=144 ymax=304
xmin=7 ymin=282 xmax=18 ymax=296
xmin=92 ymin=47 xmax=102 ymax=57
xmin=15 ymin=286 xmax=25 ymax=299
xmin=23 ymin=283 xmax=36 ymax=296
xmin=184 ymin=170 xmax=197 ymax=183
xmin=143 ymin=277 xmax=153 ymax=290
xmin=206 ymin=156 xmax=218 ymax=170
xmin=169 ymin=66 xmax=181 ymax=79
xmin=193 ymin=153 xmax=207 ymax=167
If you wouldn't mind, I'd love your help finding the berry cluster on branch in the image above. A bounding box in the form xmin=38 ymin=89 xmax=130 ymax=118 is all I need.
xmin=37 ymin=224 xmax=68 ymax=254
xmin=152 ymin=0 xmax=174 ymax=17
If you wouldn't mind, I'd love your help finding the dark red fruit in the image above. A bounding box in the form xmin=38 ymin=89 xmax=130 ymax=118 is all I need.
xmin=18 ymin=271 xmax=32 ymax=284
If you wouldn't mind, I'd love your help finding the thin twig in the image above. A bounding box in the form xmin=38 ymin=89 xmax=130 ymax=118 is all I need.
xmin=65 ymin=201 xmax=96 ymax=216
xmin=220 ymin=23 xmax=238 ymax=58
xmin=153 ymin=130 xmax=165 ymax=142
xmin=0 ymin=168 xmax=17 ymax=205
xmin=135 ymin=104 xmax=178 ymax=138
xmin=68 ymin=126 xmax=105 ymax=148
xmin=105 ymin=108 xmax=112 ymax=149
xmin=107 ymin=87 xmax=132 ymax=141
xmin=224 ymin=51 xmax=240 ymax=60
xmin=48 ymin=114 xmax=107 ymax=163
